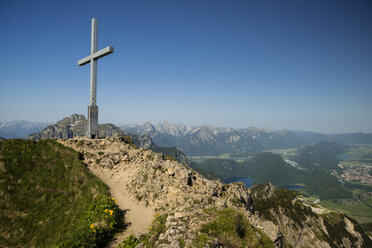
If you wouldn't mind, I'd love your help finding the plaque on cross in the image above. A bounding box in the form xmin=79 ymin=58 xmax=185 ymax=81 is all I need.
xmin=78 ymin=18 xmax=114 ymax=139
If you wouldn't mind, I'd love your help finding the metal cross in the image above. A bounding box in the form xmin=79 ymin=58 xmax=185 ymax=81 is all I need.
xmin=78 ymin=18 xmax=114 ymax=105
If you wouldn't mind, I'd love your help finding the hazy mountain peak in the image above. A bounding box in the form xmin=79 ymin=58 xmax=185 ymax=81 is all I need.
xmin=0 ymin=120 xmax=50 ymax=139
xmin=141 ymin=121 xmax=155 ymax=132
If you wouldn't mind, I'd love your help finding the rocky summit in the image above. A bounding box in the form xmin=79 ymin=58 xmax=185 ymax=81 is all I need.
xmin=26 ymin=114 xmax=190 ymax=166
xmin=59 ymin=135 xmax=371 ymax=248
xmin=26 ymin=114 xmax=153 ymax=149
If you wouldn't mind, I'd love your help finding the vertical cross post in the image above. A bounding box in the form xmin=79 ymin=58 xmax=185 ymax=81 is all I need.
xmin=90 ymin=18 xmax=98 ymax=105
xmin=78 ymin=18 xmax=114 ymax=139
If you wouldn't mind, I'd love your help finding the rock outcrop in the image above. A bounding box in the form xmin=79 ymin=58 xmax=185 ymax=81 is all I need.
xmin=26 ymin=114 xmax=124 ymax=141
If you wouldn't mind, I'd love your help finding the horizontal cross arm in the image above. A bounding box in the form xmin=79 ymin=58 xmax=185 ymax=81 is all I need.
xmin=78 ymin=46 xmax=114 ymax=66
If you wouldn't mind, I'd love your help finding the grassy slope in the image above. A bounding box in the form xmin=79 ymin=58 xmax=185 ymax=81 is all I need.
xmin=321 ymin=199 xmax=372 ymax=224
xmin=0 ymin=139 xmax=109 ymax=247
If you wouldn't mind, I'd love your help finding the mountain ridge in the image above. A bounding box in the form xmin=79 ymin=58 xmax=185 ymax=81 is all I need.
xmin=0 ymin=120 xmax=50 ymax=138
xmin=121 ymin=121 xmax=372 ymax=156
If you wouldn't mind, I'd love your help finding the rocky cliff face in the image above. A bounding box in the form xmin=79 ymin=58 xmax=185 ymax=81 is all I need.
xmin=59 ymin=135 xmax=371 ymax=248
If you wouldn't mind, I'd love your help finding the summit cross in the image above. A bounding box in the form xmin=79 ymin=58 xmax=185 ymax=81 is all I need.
xmin=78 ymin=18 xmax=114 ymax=139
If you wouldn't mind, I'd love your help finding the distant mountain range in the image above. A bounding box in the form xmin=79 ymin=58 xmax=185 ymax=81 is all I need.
xmin=1 ymin=118 xmax=371 ymax=157
xmin=0 ymin=120 xmax=50 ymax=139
xmin=120 ymin=122 xmax=372 ymax=156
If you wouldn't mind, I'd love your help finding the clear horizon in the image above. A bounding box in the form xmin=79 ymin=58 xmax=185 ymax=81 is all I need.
xmin=1 ymin=0 xmax=372 ymax=133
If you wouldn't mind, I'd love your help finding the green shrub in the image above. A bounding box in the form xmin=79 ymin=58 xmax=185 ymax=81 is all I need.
xmin=198 ymin=208 xmax=273 ymax=248
xmin=77 ymin=140 xmax=84 ymax=147
xmin=178 ymin=237 xmax=186 ymax=248
xmin=123 ymin=136 xmax=138 ymax=149
xmin=57 ymin=195 xmax=124 ymax=247
xmin=251 ymin=186 xmax=317 ymax=227
xmin=118 ymin=235 xmax=139 ymax=248
xmin=141 ymin=213 xmax=168 ymax=247
xmin=192 ymin=233 xmax=211 ymax=248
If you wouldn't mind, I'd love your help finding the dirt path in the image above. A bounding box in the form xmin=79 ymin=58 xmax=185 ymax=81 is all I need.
xmin=88 ymin=166 xmax=155 ymax=247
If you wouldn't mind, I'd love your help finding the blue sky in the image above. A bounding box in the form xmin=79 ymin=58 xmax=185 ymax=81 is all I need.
xmin=0 ymin=0 xmax=371 ymax=133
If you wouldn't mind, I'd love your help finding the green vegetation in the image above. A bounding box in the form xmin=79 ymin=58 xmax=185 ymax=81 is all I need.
xmin=303 ymin=169 xmax=352 ymax=199
xmin=57 ymin=195 xmax=123 ymax=247
xmin=196 ymin=158 xmax=243 ymax=179
xmin=140 ymin=213 xmax=168 ymax=247
xmin=361 ymin=222 xmax=372 ymax=235
xmin=178 ymin=237 xmax=186 ymax=248
xmin=192 ymin=233 xmax=211 ymax=248
xmin=118 ymin=235 xmax=140 ymax=248
xmin=189 ymin=153 xmax=239 ymax=163
xmin=294 ymin=141 xmax=345 ymax=171
xmin=345 ymin=144 xmax=372 ymax=165
xmin=123 ymin=136 xmax=138 ymax=149
xmin=164 ymin=155 xmax=177 ymax=162
xmin=77 ymin=140 xmax=85 ymax=147
xmin=251 ymin=186 xmax=316 ymax=227
xmin=266 ymin=148 xmax=298 ymax=159
xmin=321 ymin=198 xmax=372 ymax=224
xmin=194 ymin=208 xmax=273 ymax=248
xmin=195 ymin=147 xmax=354 ymax=200
xmin=0 ymin=139 xmax=122 ymax=247
xmin=149 ymin=145 xmax=181 ymax=163
xmin=195 ymin=152 xmax=302 ymax=185
xmin=247 ymin=152 xmax=305 ymax=186
xmin=320 ymin=212 xmax=369 ymax=248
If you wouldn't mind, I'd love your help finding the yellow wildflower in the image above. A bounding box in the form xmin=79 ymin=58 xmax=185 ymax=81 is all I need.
xmin=90 ymin=224 xmax=94 ymax=229
xmin=109 ymin=210 xmax=113 ymax=215
xmin=104 ymin=209 xmax=108 ymax=213
xmin=148 ymin=226 xmax=152 ymax=230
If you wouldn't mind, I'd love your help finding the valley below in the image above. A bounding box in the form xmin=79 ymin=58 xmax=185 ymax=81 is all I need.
xmin=189 ymin=143 xmax=372 ymax=225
